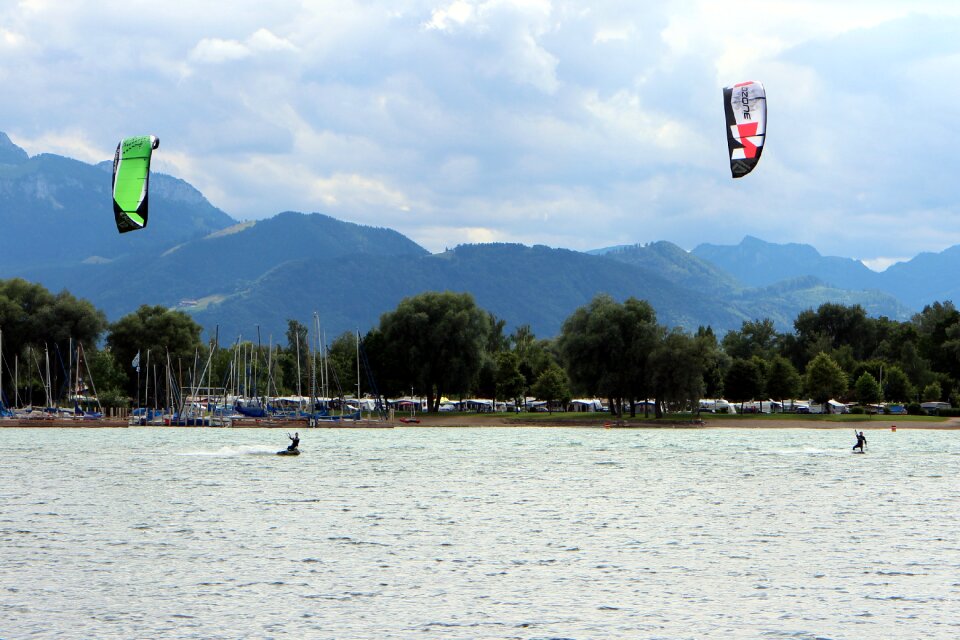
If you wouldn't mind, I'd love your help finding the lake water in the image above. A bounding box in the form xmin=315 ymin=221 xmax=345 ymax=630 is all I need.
xmin=2 ymin=426 xmax=959 ymax=639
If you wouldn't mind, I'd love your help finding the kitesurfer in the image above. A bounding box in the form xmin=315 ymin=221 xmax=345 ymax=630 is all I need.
xmin=287 ymin=432 xmax=300 ymax=451
xmin=852 ymin=430 xmax=866 ymax=453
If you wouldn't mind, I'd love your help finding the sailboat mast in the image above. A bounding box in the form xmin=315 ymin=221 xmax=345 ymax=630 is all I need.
xmin=74 ymin=341 xmax=80 ymax=407
xmin=145 ymin=350 xmax=151 ymax=412
xmin=295 ymin=328 xmax=302 ymax=405
xmin=44 ymin=344 xmax=52 ymax=408
xmin=356 ymin=330 xmax=361 ymax=417
xmin=311 ymin=313 xmax=319 ymax=415
xmin=234 ymin=336 xmax=241 ymax=398
xmin=67 ymin=337 xmax=73 ymax=407
xmin=79 ymin=343 xmax=104 ymax=414
xmin=267 ymin=336 xmax=274 ymax=400
xmin=255 ymin=325 xmax=263 ymax=405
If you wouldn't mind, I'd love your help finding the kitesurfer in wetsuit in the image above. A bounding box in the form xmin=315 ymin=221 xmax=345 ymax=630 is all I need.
xmin=287 ymin=432 xmax=300 ymax=451
xmin=853 ymin=430 xmax=866 ymax=453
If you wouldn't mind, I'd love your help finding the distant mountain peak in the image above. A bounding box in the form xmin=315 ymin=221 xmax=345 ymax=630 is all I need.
xmin=693 ymin=236 xmax=875 ymax=290
xmin=0 ymin=132 xmax=29 ymax=164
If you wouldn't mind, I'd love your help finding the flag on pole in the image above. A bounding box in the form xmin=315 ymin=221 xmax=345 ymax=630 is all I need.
xmin=132 ymin=351 xmax=141 ymax=372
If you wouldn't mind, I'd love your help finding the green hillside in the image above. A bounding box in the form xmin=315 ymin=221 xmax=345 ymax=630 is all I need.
xmin=0 ymin=131 xmax=919 ymax=342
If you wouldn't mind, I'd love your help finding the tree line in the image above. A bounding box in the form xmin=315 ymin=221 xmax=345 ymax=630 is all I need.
xmin=2 ymin=277 xmax=958 ymax=414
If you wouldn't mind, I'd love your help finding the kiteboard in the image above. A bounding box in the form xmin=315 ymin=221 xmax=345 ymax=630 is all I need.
xmin=852 ymin=450 xmax=866 ymax=454
xmin=277 ymin=448 xmax=300 ymax=456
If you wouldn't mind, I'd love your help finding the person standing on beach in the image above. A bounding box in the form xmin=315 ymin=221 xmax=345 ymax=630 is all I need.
xmin=853 ymin=430 xmax=866 ymax=453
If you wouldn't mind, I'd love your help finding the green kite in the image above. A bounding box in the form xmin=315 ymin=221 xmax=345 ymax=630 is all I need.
xmin=112 ymin=135 xmax=159 ymax=233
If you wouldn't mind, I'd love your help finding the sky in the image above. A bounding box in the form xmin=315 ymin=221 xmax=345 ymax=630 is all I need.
xmin=3 ymin=1 xmax=960 ymax=270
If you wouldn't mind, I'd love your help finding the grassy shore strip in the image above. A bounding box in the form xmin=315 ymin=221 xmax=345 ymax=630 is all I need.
xmin=401 ymin=412 xmax=959 ymax=429
xmin=699 ymin=414 xmax=958 ymax=430
xmin=701 ymin=413 xmax=944 ymax=423
xmin=3 ymin=413 xmax=957 ymax=429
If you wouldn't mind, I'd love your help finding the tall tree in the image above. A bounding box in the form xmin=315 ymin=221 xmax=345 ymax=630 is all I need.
xmin=722 ymin=318 xmax=779 ymax=360
xmin=495 ymin=351 xmax=526 ymax=409
xmin=723 ymin=358 xmax=764 ymax=410
xmin=557 ymin=295 xmax=659 ymax=417
xmin=765 ymin=355 xmax=802 ymax=404
xmin=648 ymin=329 xmax=705 ymax=416
xmin=476 ymin=314 xmax=510 ymax=401
xmin=854 ymin=372 xmax=881 ymax=405
xmin=804 ymin=352 xmax=848 ymax=407
xmin=913 ymin=301 xmax=960 ymax=378
xmin=882 ymin=365 xmax=913 ymax=403
xmin=0 ymin=278 xmax=107 ymax=404
xmin=508 ymin=325 xmax=558 ymax=397
xmin=697 ymin=326 xmax=729 ymax=400
xmin=922 ymin=380 xmax=942 ymax=402
xmin=378 ymin=291 xmax=490 ymax=412
xmin=325 ymin=331 xmax=359 ymax=399
xmin=794 ymin=303 xmax=875 ymax=363
xmin=531 ymin=363 xmax=571 ymax=413
xmin=106 ymin=305 xmax=203 ymax=396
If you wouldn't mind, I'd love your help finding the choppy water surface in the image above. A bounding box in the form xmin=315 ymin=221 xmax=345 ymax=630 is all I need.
xmin=2 ymin=427 xmax=959 ymax=639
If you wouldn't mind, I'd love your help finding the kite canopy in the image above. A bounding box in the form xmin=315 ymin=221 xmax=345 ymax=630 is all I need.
xmin=723 ymin=81 xmax=766 ymax=178
xmin=112 ymin=135 xmax=159 ymax=233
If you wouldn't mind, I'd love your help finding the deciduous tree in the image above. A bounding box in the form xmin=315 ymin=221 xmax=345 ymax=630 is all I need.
xmin=378 ymin=291 xmax=490 ymax=412
xmin=804 ymin=352 xmax=848 ymax=406
xmin=854 ymin=372 xmax=881 ymax=405
xmin=495 ymin=351 xmax=526 ymax=408
xmin=558 ymin=295 xmax=659 ymax=417
xmin=882 ymin=365 xmax=913 ymax=403
xmin=106 ymin=305 xmax=203 ymax=396
xmin=531 ymin=363 xmax=571 ymax=412
xmin=724 ymin=358 xmax=764 ymax=411
xmin=766 ymin=355 xmax=801 ymax=404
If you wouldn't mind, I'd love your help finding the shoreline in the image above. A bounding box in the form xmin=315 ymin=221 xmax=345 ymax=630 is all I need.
xmin=403 ymin=414 xmax=960 ymax=430
xmin=3 ymin=415 xmax=959 ymax=430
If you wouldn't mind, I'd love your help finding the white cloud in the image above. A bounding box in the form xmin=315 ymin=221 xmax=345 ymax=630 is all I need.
xmin=247 ymin=28 xmax=297 ymax=53
xmin=9 ymin=129 xmax=105 ymax=164
xmin=308 ymin=172 xmax=412 ymax=213
xmin=3 ymin=1 xmax=960 ymax=263
xmin=861 ymin=257 xmax=910 ymax=273
xmin=0 ymin=28 xmax=26 ymax=48
xmin=190 ymin=37 xmax=251 ymax=63
xmin=189 ymin=28 xmax=296 ymax=64
xmin=425 ymin=0 xmax=475 ymax=30
xmin=424 ymin=0 xmax=560 ymax=93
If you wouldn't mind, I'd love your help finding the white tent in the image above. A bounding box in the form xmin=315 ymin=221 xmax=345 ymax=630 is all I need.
xmin=826 ymin=399 xmax=849 ymax=414
xmin=569 ymin=398 xmax=604 ymax=412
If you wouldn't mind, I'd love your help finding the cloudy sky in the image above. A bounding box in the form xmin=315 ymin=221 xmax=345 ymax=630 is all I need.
xmin=3 ymin=1 xmax=960 ymax=268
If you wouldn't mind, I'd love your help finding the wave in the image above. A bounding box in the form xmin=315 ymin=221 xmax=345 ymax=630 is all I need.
xmin=178 ymin=445 xmax=280 ymax=457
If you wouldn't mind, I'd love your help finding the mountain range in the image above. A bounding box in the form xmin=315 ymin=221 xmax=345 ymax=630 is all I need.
xmin=2 ymin=131 xmax=958 ymax=341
